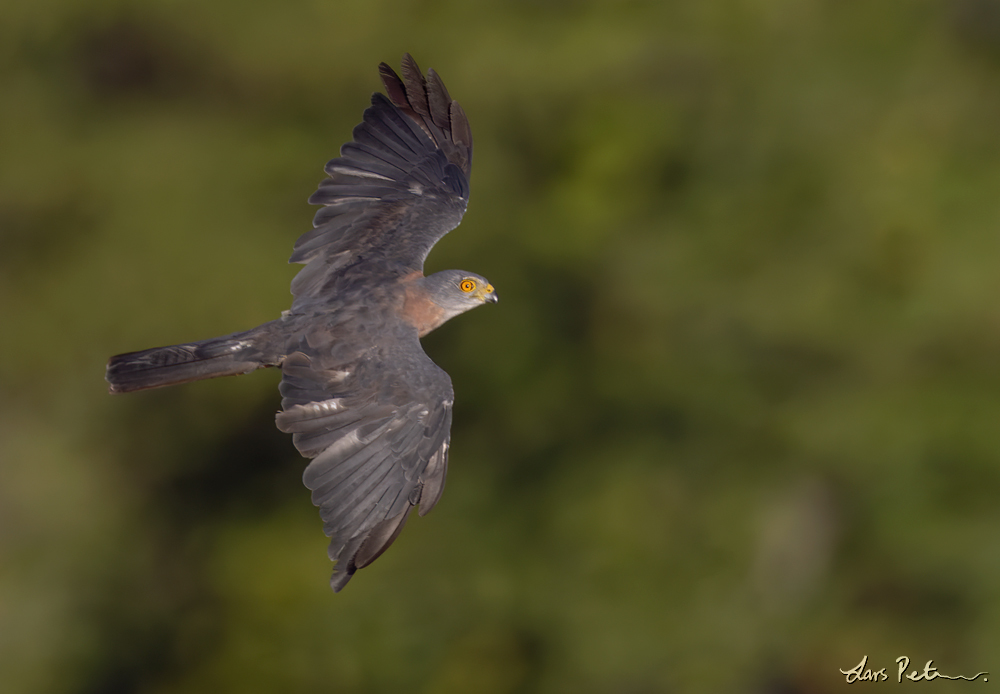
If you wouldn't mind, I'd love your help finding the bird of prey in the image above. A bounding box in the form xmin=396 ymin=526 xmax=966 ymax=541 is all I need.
xmin=106 ymin=54 xmax=496 ymax=592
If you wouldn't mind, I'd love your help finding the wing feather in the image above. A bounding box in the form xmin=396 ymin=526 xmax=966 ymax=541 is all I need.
xmin=290 ymin=55 xmax=473 ymax=308
xmin=354 ymin=507 xmax=412 ymax=569
xmin=320 ymin=447 xmax=398 ymax=533
xmin=418 ymin=438 xmax=450 ymax=516
xmin=399 ymin=53 xmax=431 ymax=117
xmin=276 ymin=343 xmax=455 ymax=592
xmin=426 ymin=69 xmax=453 ymax=129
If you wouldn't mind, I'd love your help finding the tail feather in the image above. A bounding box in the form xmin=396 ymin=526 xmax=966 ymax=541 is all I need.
xmin=106 ymin=324 xmax=283 ymax=394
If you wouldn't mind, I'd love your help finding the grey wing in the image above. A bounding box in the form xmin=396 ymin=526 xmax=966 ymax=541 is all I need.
xmin=289 ymin=54 xmax=474 ymax=306
xmin=275 ymin=342 xmax=453 ymax=592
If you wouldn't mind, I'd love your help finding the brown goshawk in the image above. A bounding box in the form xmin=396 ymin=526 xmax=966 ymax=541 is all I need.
xmin=106 ymin=54 xmax=496 ymax=592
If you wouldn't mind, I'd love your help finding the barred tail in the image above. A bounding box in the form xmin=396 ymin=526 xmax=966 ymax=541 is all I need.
xmin=106 ymin=323 xmax=282 ymax=394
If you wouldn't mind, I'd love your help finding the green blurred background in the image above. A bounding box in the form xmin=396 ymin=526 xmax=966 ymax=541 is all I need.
xmin=2 ymin=1 xmax=999 ymax=692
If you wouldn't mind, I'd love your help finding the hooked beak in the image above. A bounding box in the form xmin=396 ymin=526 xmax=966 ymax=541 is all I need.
xmin=483 ymin=284 xmax=498 ymax=304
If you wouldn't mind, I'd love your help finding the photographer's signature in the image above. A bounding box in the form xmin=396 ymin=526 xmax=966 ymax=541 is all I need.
xmin=840 ymin=655 xmax=988 ymax=683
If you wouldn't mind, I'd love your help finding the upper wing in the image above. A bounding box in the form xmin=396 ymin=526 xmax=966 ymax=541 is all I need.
xmin=275 ymin=340 xmax=453 ymax=592
xmin=289 ymin=54 xmax=474 ymax=306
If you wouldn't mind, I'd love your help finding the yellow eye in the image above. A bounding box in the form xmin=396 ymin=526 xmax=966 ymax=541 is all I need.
xmin=460 ymin=279 xmax=477 ymax=293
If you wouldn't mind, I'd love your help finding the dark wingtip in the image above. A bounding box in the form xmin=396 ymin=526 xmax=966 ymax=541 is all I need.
xmin=450 ymin=101 xmax=472 ymax=152
xmin=399 ymin=53 xmax=429 ymax=116
xmin=378 ymin=61 xmax=408 ymax=108
xmin=380 ymin=54 xmax=473 ymax=179
xmin=330 ymin=566 xmax=354 ymax=593
xmin=425 ymin=68 xmax=452 ymax=129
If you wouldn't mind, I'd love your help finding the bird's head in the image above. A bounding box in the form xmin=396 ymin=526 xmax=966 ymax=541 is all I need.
xmin=423 ymin=269 xmax=498 ymax=313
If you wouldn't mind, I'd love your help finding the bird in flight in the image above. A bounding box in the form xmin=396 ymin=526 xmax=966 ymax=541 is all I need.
xmin=106 ymin=54 xmax=496 ymax=592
